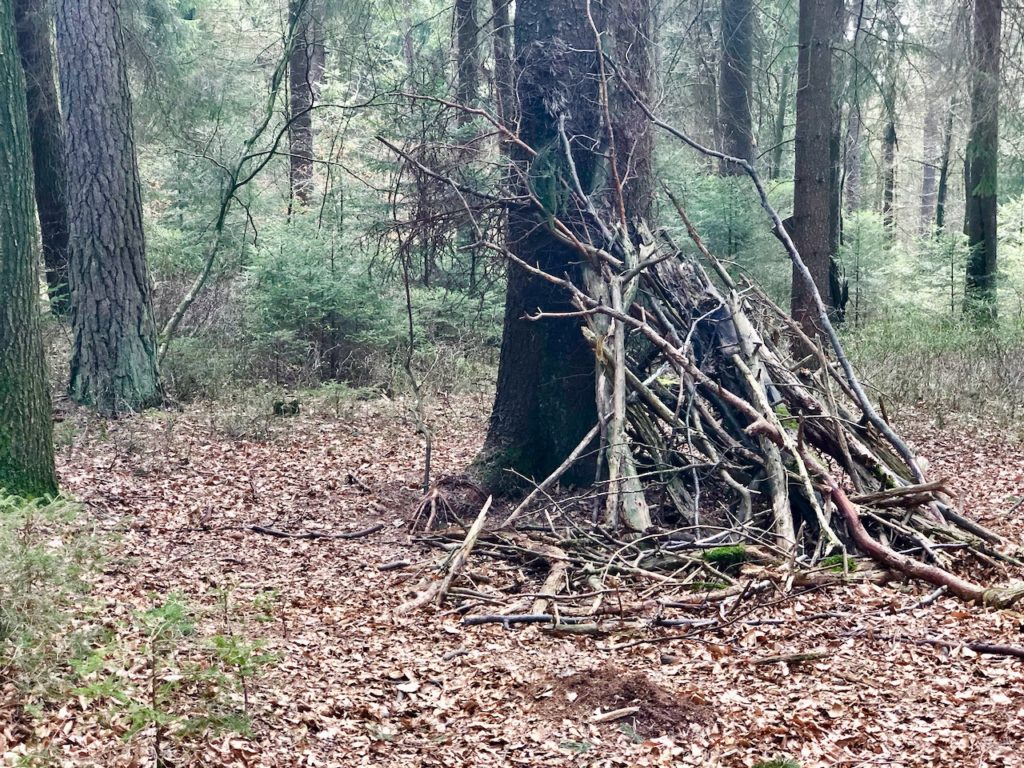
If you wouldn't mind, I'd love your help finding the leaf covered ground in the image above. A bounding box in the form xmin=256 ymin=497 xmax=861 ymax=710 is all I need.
xmin=2 ymin=391 xmax=1023 ymax=767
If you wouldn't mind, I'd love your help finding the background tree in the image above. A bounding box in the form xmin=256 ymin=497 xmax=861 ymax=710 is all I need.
xmin=0 ymin=0 xmax=57 ymax=497
xmin=454 ymin=0 xmax=479 ymax=122
xmin=14 ymin=0 xmax=69 ymax=314
xmin=56 ymin=0 xmax=162 ymax=413
xmin=718 ymin=0 xmax=755 ymax=172
xmin=288 ymin=0 xmax=325 ymax=207
xmin=964 ymin=0 xmax=1001 ymax=319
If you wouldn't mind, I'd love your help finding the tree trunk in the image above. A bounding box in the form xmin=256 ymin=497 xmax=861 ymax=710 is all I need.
xmin=288 ymin=0 xmax=324 ymax=206
xmin=491 ymin=0 xmax=513 ymax=128
xmin=964 ymin=0 xmax=1000 ymax=321
xmin=56 ymin=0 xmax=162 ymax=414
xmin=935 ymin=107 xmax=955 ymax=232
xmin=919 ymin=101 xmax=940 ymax=234
xmin=881 ymin=118 xmax=896 ymax=236
xmin=0 ymin=0 xmax=57 ymax=497
xmin=843 ymin=107 xmax=862 ymax=213
xmin=477 ymin=0 xmax=653 ymax=491
xmin=455 ymin=0 xmax=478 ymax=123
xmin=790 ymin=0 xmax=842 ymax=334
xmin=14 ymin=0 xmax=69 ymax=315
xmin=769 ymin=60 xmax=791 ymax=180
xmin=718 ymin=0 xmax=754 ymax=173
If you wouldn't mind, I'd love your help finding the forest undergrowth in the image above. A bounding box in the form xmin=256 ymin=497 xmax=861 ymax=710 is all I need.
xmin=1 ymin=380 xmax=1022 ymax=767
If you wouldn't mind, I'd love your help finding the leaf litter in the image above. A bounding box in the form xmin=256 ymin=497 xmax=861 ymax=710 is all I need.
xmin=1 ymin=392 xmax=1022 ymax=767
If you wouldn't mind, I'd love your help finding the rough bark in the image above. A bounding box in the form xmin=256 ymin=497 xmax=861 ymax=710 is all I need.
xmin=455 ymin=0 xmax=479 ymax=124
xmin=964 ymin=0 xmax=1000 ymax=320
xmin=718 ymin=0 xmax=755 ymax=173
xmin=0 ymin=0 xmax=57 ymax=497
xmin=14 ymin=0 xmax=68 ymax=314
xmin=57 ymin=0 xmax=162 ymax=414
xmin=477 ymin=0 xmax=653 ymax=492
xmin=790 ymin=0 xmax=843 ymax=334
xmin=288 ymin=0 xmax=324 ymax=206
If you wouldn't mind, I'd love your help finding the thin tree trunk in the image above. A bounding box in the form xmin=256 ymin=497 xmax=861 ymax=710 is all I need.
xmin=790 ymin=0 xmax=843 ymax=334
xmin=881 ymin=118 xmax=896 ymax=235
xmin=920 ymin=101 xmax=940 ymax=234
xmin=0 ymin=0 xmax=57 ymax=497
xmin=455 ymin=0 xmax=478 ymax=123
xmin=491 ymin=0 xmax=513 ymax=128
xmin=769 ymin=60 xmax=791 ymax=179
xmin=718 ymin=0 xmax=754 ymax=173
xmin=288 ymin=0 xmax=324 ymax=206
xmin=14 ymin=0 xmax=69 ymax=315
xmin=56 ymin=0 xmax=162 ymax=414
xmin=843 ymin=107 xmax=862 ymax=212
xmin=964 ymin=0 xmax=1001 ymax=320
xmin=935 ymin=107 xmax=955 ymax=232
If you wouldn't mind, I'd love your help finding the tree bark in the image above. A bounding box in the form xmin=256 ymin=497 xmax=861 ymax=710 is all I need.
xmin=0 ymin=0 xmax=57 ymax=497
xmin=14 ymin=0 xmax=68 ymax=315
xmin=288 ymin=0 xmax=324 ymax=206
xmin=934 ymin=107 xmax=955 ymax=232
xmin=477 ymin=0 xmax=653 ymax=491
xmin=789 ymin=0 xmax=843 ymax=334
xmin=769 ymin=60 xmax=791 ymax=180
xmin=491 ymin=0 xmax=513 ymax=128
xmin=57 ymin=0 xmax=162 ymax=414
xmin=881 ymin=118 xmax=896 ymax=235
xmin=964 ymin=0 xmax=1000 ymax=321
xmin=455 ymin=0 xmax=479 ymax=124
xmin=718 ymin=0 xmax=754 ymax=173
xmin=843 ymin=107 xmax=862 ymax=213
xmin=919 ymin=101 xmax=940 ymax=234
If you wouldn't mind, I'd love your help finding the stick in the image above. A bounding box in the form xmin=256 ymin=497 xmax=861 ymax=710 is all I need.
xmin=247 ymin=523 xmax=384 ymax=540
xmin=435 ymin=496 xmax=492 ymax=606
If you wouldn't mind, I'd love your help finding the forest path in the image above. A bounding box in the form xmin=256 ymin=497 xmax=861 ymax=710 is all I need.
xmin=46 ymin=393 xmax=1024 ymax=767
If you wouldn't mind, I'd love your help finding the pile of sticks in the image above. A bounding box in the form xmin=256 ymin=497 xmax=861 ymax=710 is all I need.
xmin=412 ymin=201 xmax=1024 ymax=612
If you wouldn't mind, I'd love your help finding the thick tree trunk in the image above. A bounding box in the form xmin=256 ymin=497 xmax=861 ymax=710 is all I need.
xmin=0 ymin=0 xmax=57 ymax=497
xmin=477 ymin=0 xmax=653 ymax=491
xmin=790 ymin=0 xmax=842 ymax=334
xmin=964 ymin=0 xmax=1000 ymax=320
xmin=56 ymin=0 xmax=161 ymax=414
xmin=718 ymin=0 xmax=754 ymax=173
xmin=455 ymin=0 xmax=478 ymax=123
xmin=14 ymin=0 xmax=68 ymax=315
xmin=288 ymin=0 xmax=324 ymax=206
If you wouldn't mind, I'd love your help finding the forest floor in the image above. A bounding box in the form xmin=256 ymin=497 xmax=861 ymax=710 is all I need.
xmin=3 ymin=390 xmax=1024 ymax=767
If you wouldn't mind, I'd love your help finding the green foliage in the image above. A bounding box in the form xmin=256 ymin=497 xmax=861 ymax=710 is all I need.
xmin=753 ymin=759 xmax=801 ymax=768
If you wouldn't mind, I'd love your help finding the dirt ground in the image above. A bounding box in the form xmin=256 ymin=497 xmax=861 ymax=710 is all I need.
xmin=3 ymin=391 xmax=1023 ymax=767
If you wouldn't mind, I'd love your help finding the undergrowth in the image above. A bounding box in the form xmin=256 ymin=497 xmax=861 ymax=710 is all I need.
xmin=0 ymin=494 xmax=275 ymax=763
xmin=845 ymin=315 xmax=1024 ymax=429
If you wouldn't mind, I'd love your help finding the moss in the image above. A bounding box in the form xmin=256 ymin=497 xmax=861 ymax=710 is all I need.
xmin=820 ymin=554 xmax=857 ymax=573
xmin=702 ymin=545 xmax=748 ymax=568
xmin=753 ymin=760 xmax=800 ymax=768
